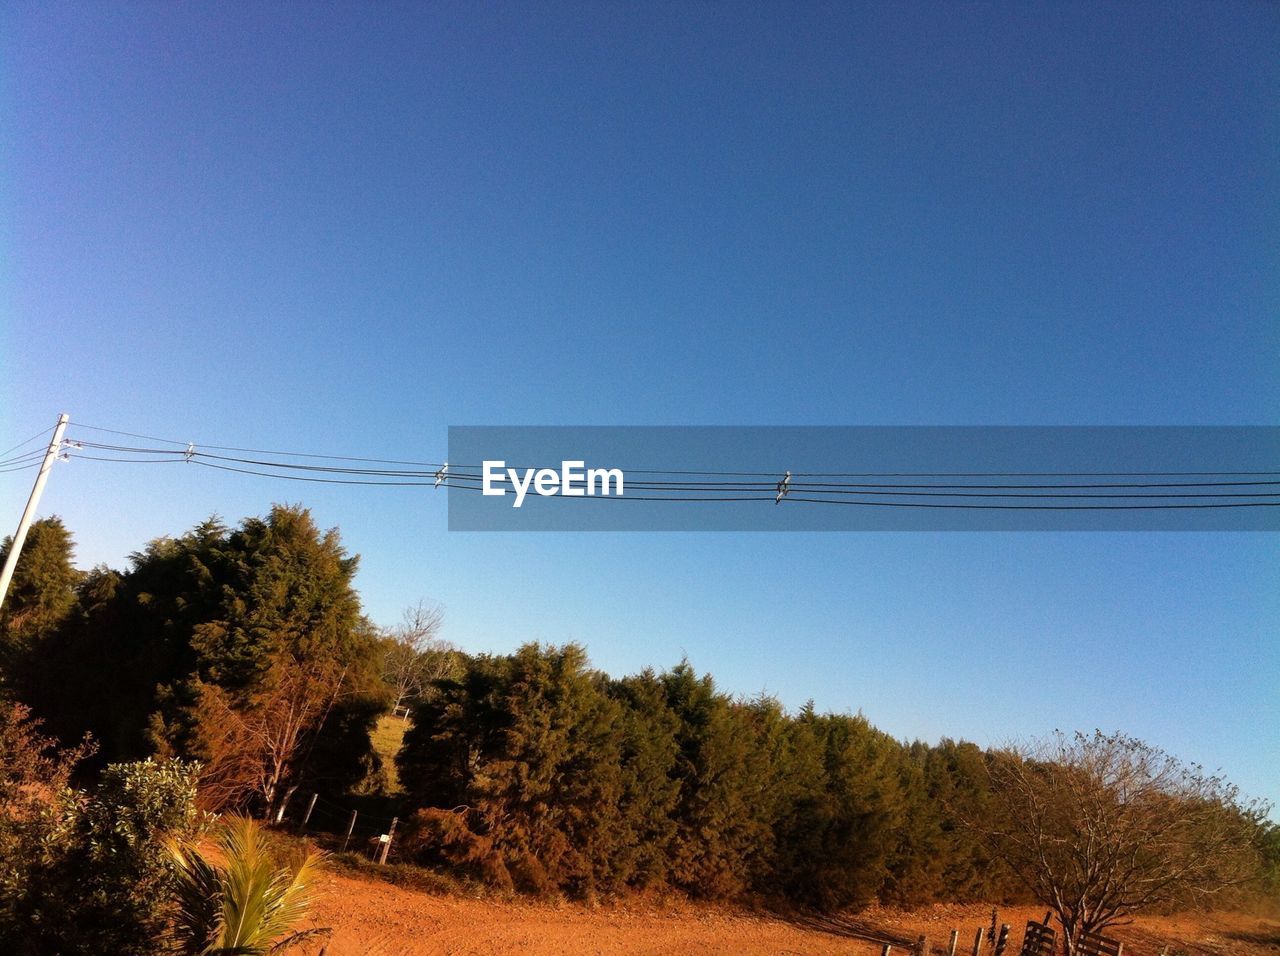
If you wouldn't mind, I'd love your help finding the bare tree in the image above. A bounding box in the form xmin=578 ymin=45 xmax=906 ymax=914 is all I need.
xmin=380 ymin=601 xmax=458 ymax=718
xmin=193 ymin=657 xmax=346 ymax=817
xmin=973 ymin=731 xmax=1264 ymax=955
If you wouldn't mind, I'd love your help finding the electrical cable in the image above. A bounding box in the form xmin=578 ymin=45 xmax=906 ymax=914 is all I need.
xmin=0 ymin=450 xmax=50 ymax=469
xmin=51 ymin=422 xmax=1280 ymax=509
xmin=65 ymin=424 xmax=1280 ymax=480
xmin=66 ymin=441 xmax=1280 ymax=491
xmin=0 ymin=425 xmax=56 ymax=460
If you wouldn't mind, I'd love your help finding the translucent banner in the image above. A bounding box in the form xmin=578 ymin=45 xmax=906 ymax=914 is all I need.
xmin=445 ymin=427 xmax=1280 ymax=531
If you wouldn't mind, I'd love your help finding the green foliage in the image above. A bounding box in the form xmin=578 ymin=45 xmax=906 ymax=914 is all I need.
xmin=61 ymin=759 xmax=202 ymax=951
xmin=607 ymin=669 xmax=681 ymax=888
xmin=0 ymin=517 xmax=80 ymax=663
xmin=659 ymin=663 xmax=772 ymax=898
xmin=4 ymin=511 xmax=1267 ymax=919
xmin=399 ymin=644 xmax=626 ymax=895
xmin=0 ymin=748 xmax=200 ymax=955
xmin=399 ymin=646 xmax=1008 ymax=910
xmin=16 ymin=505 xmax=387 ymax=810
xmin=0 ymin=697 xmax=96 ymax=942
xmin=769 ymin=708 xmax=905 ymax=910
xmin=167 ymin=815 xmax=327 ymax=955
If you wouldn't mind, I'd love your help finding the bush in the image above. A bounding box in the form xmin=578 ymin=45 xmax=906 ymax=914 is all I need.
xmin=0 ymin=750 xmax=200 ymax=955
xmin=167 ymin=815 xmax=327 ymax=955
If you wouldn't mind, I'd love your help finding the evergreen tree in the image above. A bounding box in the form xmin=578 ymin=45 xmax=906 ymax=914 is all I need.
xmin=661 ymin=662 xmax=768 ymax=898
xmin=0 ymin=517 xmax=80 ymax=663
xmin=20 ymin=506 xmax=384 ymax=806
xmin=607 ymin=669 xmax=681 ymax=889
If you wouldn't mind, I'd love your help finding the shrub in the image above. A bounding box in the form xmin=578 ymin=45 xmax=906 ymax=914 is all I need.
xmin=0 ymin=750 xmax=200 ymax=955
xmin=167 ymin=815 xmax=328 ymax=955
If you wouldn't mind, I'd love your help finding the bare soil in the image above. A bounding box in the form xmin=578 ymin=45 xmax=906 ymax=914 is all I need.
xmin=304 ymin=870 xmax=1280 ymax=956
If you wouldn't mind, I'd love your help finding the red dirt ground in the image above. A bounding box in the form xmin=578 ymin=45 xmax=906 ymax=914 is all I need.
xmin=304 ymin=871 xmax=1280 ymax=956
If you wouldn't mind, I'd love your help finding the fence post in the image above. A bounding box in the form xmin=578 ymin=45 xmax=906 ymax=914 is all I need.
xmin=918 ymin=935 xmax=930 ymax=956
xmin=972 ymin=929 xmax=983 ymax=956
xmin=274 ymin=786 xmax=296 ymax=824
xmin=342 ymin=809 xmax=358 ymax=852
xmin=949 ymin=929 xmax=959 ymax=956
xmin=882 ymin=945 xmax=892 ymax=956
xmin=301 ymin=792 xmax=318 ymax=829
xmin=994 ymin=925 xmax=1009 ymax=956
xmin=377 ymin=816 xmax=399 ymax=865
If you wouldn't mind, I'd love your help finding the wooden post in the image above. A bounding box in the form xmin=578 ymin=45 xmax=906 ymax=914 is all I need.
xmin=377 ymin=816 xmax=399 ymax=864
xmin=994 ymin=925 xmax=1009 ymax=956
xmin=301 ymin=792 xmax=318 ymax=829
xmin=972 ymin=929 xmax=983 ymax=956
xmin=948 ymin=929 xmax=959 ymax=956
xmin=342 ymin=809 xmax=358 ymax=852
xmin=918 ymin=935 xmax=930 ymax=956
xmin=274 ymin=786 xmax=296 ymax=824
xmin=881 ymin=945 xmax=892 ymax=956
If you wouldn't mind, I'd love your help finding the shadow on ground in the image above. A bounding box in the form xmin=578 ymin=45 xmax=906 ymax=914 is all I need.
xmin=785 ymin=914 xmax=918 ymax=949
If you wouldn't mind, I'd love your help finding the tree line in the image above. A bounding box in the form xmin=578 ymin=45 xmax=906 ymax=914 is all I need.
xmin=395 ymin=641 xmax=1029 ymax=909
xmin=1 ymin=507 xmax=1275 ymax=930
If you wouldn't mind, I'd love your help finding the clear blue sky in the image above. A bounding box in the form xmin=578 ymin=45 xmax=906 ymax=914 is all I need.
xmin=3 ymin=3 xmax=1277 ymax=806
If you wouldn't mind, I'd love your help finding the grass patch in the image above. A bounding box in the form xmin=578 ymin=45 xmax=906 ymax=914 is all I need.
xmin=331 ymin=852 xmax=492 ymax=898
xmin=370 ymin=715 xmax=408 ymax=794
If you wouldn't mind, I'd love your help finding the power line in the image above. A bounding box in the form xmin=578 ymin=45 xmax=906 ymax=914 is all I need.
xmin=0 ymin=450 xmax=51 ymax=469
xmin=69 ymin=454 xmax=187 ymax=465
xmin=62 ymin=423 xmax=1280 ymax=481
xmin=0 ymin=462 xmax=45 ymax=475
xmin=0 ymin=425 xmax=56 ymax=461
xmin=62 ymin=423 xmax=192 ymax=446
xmin=66 ymin=441 xmax=1280 ymax=491
xmin=70 ymin=422 xmax=447 ymax=466
xmin=46 ymin=420 xmax=1280 ymax=510
xmin=60 ymin=454 xmax=1280 ymax=507
xmin=191 ymin=459 xmax=440 ymax=487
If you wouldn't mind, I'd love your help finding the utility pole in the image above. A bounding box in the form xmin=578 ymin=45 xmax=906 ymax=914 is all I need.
xmin=0 ymin=413 xmax=70 ymax=614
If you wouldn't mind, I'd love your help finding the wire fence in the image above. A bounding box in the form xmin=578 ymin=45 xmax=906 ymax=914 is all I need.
xmin=274 ymin=789 xmax=403 ymax=863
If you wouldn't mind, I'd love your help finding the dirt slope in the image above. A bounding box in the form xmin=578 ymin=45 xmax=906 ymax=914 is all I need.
xmin=310 ymin=869 xmax=868 ymax=955
xmin=307 ymin=871 xmax=1280 ymax=956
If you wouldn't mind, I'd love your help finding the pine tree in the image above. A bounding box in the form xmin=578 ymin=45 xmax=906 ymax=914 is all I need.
xmin=608 ymin=669 xmax=681 ymax=889
xmin=0 ymin=516 xmax=80 ymax=661
xmin=661 ymin=662 xmax=767 ymax=898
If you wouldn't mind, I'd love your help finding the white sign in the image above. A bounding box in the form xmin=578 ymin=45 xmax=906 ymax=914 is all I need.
xmin=482 ymin=460 xmax=625 ymax=508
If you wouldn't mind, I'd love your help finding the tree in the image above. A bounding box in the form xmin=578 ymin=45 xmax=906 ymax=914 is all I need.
xmin=20 ymin=506 xmax=387 ymax=798
xmin=380 ymin=600 xmax=457 ymax=717
xmin=976 ymin=731 xmax=1265 ymax=954
xmin=398 ymin=643 xmax=625 ymax=895
xmin=606 ymin=669 xmax=681 ymax=889
xmin=660 ymin=662 xmax=771 ymax=899
xmin=185 ymin=657 xmax=348 ymax=815
xmin=0 ymin=517 xmax=79 ymax=662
